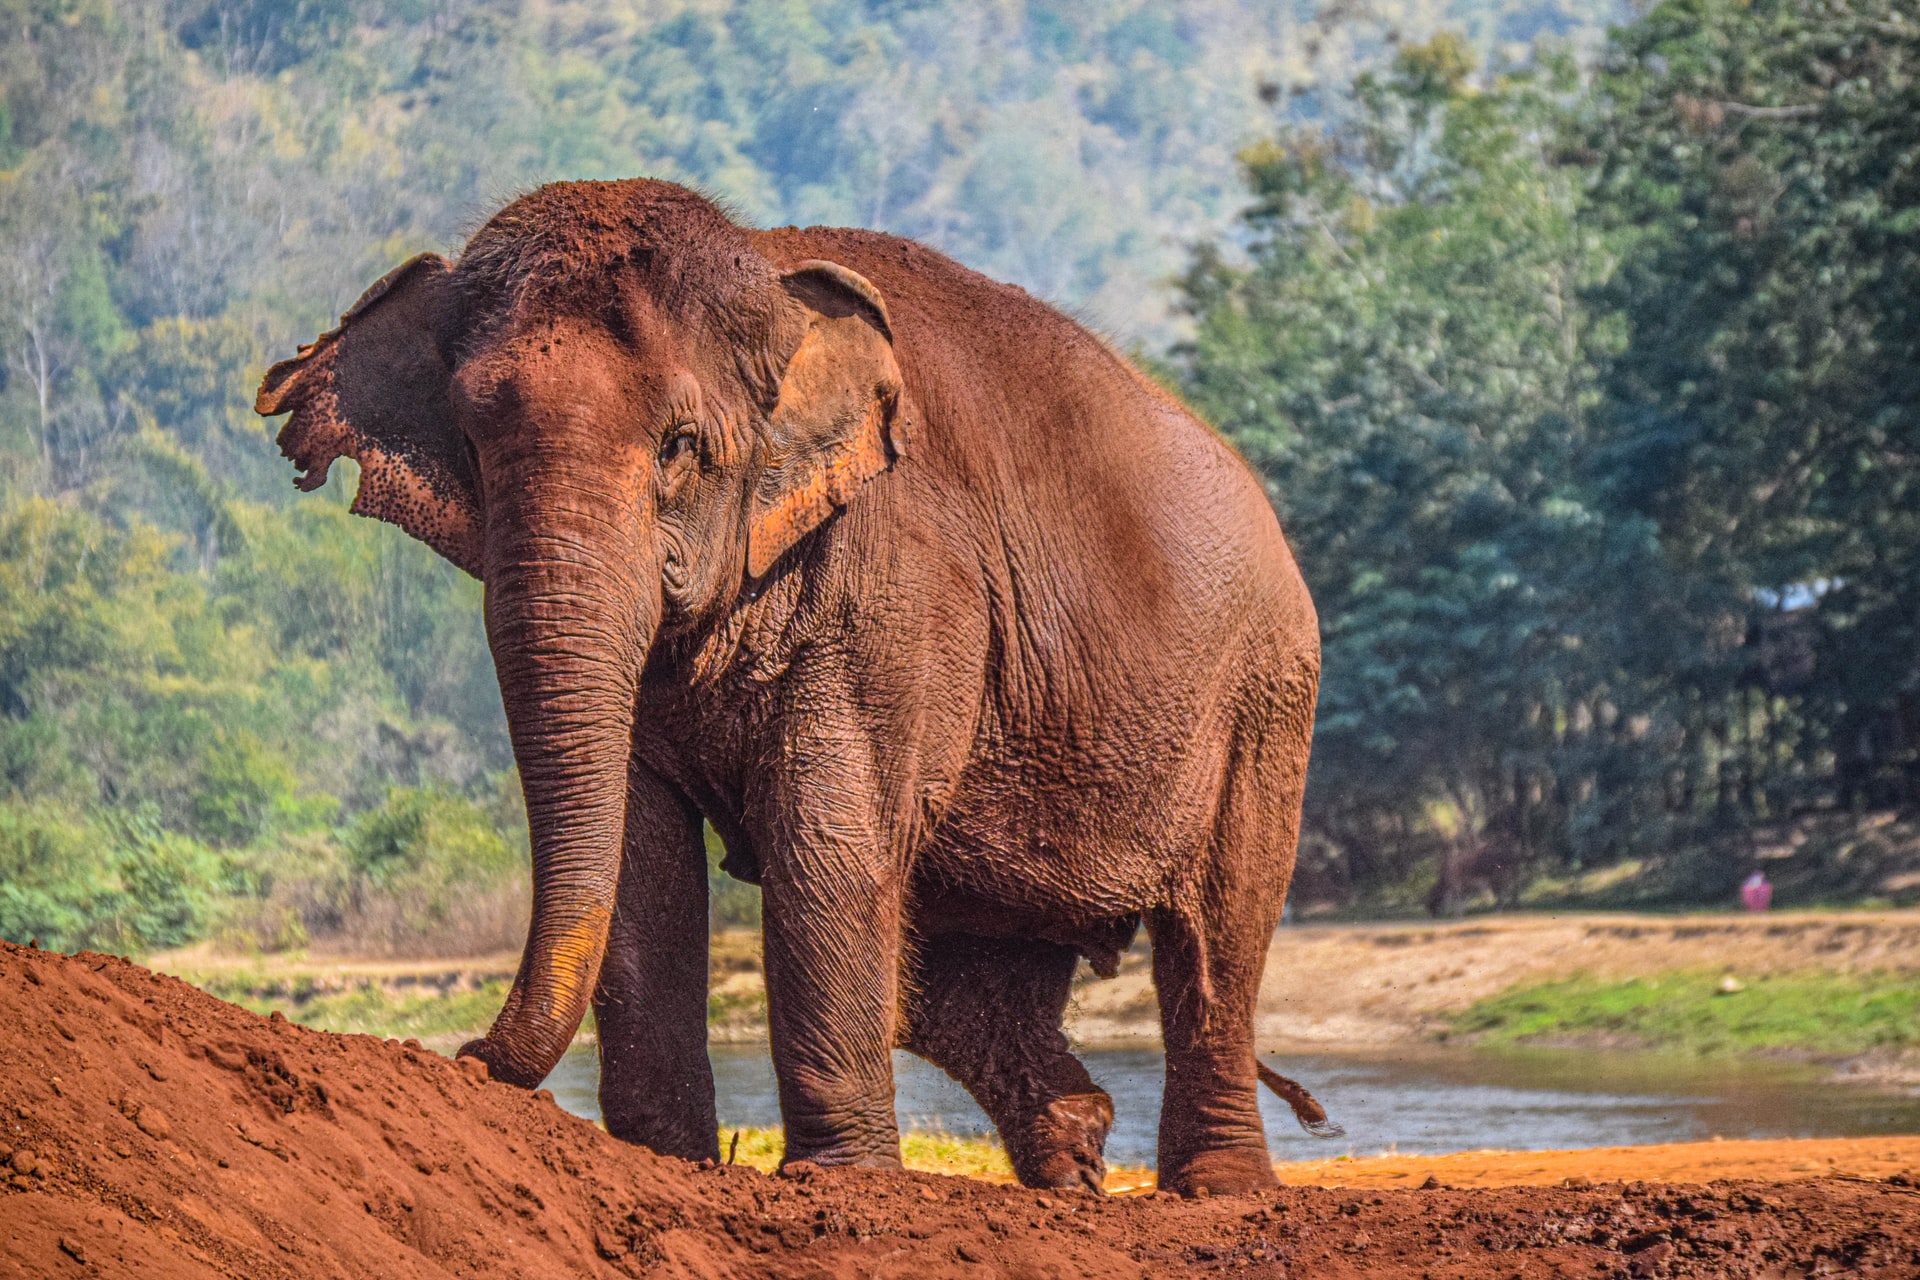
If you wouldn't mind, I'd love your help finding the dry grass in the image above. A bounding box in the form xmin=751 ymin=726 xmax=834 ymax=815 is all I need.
xmin=718 ymin=1128 xmax=1020 ymax=1180
xmin=713 ymin=1128 xmax=1163 ymax=1187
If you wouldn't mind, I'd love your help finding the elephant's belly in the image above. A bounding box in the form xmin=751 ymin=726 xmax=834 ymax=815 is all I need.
xmin=916 ymin=742 xmax=1222 ymax=909
xmin=906 ymin=884 xmax=1142 ymax=978
xmin=907 ymin=800 xmax=1181 ymax=976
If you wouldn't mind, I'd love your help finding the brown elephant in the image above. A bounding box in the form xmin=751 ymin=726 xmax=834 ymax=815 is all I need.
xmin=256 ymin=179 xmax=1331 ymax=1195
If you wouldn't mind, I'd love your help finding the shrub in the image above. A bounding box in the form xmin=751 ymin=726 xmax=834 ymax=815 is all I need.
xmin=331 ymin=786 xmax=528 ymax=956
xmin=0 ymin=803 xmax=101 ymax=950
xmin=0 ymin=803 xmax=225 ymax=954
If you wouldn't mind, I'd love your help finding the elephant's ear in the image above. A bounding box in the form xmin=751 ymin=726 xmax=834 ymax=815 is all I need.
xmin=255 ymin=253 xmax=485 ymax=578
xmin=747 ymin=260 xmax=908 ymax=579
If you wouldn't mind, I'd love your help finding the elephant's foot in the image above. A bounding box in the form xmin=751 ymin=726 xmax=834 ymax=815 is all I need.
xmin=778 ymin=1113 xmax=904 ymax=1175
xmin=777 ymin=1148 xmax=903 ymax=1177
xmin=603 ymin=1110 xmax=721 ymax=1165
xmin=1007 ymin=1092 xmax=1113 ymax=1193
xmin=1158 ymin=1145 xmax=1278 ymax=1198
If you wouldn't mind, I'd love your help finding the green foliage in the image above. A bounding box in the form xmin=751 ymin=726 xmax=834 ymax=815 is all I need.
xmin=339 ymin=785 xmax=521 ymax=945
xmin=194 ymin=731 xmax=325 ymax=847
xmin=1453 ymin=970 xmax=1920 ymax=1056
xmin=214 ymin=785 xmax=531 ymax=957
xmin=0 ymin=804 xmax=226 ymax=954
xmin=109 ymin=815 xmax=236 ymax=946
xmin=5 ymin=0 xmax=1910 ymax=949
xmin=1183 ymin=34 xmax=1643 ymax=907
xmin=1182 ymin=1 xmax=1920 ymax=910
xmin=0 ymin=804 xmax=107 ymax=951
xmin=1583 ymin=0 xmax=1920 ymax=816
xmin=347 ymin=787 xmax=516 ymax=885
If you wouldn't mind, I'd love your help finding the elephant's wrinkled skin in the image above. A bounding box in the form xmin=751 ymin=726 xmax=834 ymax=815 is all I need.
xmin=257 ymin=180 xmax=1321 ymax=1195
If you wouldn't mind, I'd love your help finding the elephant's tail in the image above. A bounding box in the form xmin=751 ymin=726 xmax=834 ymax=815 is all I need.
xmin=1258 ymin=1061 xmax=1345 ymax=1139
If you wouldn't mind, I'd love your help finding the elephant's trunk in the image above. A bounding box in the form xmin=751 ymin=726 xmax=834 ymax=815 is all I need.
xmin=459 ymin=506 xmax=656 ymax=1089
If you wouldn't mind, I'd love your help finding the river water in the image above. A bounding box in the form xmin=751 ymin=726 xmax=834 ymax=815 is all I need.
xmin=545 ymin=1043 xmax=1920 ymax=1167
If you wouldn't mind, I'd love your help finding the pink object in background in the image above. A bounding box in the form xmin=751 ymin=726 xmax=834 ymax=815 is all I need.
xmin=1741 ymin=871 xmax=1773 ymax=912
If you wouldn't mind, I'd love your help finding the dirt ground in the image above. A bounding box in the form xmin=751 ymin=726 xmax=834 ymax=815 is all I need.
xmin=6 ymin=942 xmax=1920 ymax=1279
xmin=1260 ymin=1136 xmax=1920 ymax=1193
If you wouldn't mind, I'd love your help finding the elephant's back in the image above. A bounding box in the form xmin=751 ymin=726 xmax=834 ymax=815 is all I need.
xmin=750 ymin=224 xmax=1311 ymax=649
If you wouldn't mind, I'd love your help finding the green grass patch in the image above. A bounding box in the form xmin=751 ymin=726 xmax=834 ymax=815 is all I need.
xmin=192 ymin=974 xmax=511 ymax=1041
xmin=1452 ymin=969 xmax=1920 ymax=1057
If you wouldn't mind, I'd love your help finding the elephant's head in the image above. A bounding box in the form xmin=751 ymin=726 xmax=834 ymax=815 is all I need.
xmin=255 ymin=181 xmax=906 ymax=1087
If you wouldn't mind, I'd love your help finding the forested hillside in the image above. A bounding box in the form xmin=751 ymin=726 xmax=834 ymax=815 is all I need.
xmin=1 ymin=0 xmax=1912 ymax=953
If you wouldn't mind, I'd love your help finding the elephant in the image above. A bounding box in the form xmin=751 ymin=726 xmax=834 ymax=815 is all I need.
xmin=256 ymin=178 xmax=1334 ymax=1195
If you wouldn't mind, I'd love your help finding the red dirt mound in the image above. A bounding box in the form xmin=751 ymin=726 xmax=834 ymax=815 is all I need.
xmin=2 ymin=942 xmax=1917 ymax=1279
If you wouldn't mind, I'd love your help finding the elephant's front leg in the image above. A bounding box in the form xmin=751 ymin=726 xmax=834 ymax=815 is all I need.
xmin=756 ymin=748 xmax=905 ymax=1170
xmin=594 ymin=766 xmax=719 ymax=1163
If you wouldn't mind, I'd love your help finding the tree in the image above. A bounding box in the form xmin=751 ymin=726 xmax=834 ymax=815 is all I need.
xmin=1183 ymin=1 xmax=1920 ymax=911
xmin=1181 ymin=35 xmax=1651 ymax=910
xmin=1585 ymin=0 xmax=1920 ymax=813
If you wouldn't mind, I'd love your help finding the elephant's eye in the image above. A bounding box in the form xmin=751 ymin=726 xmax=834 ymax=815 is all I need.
xmin=658 ymin=427 xmax=697 ymax=468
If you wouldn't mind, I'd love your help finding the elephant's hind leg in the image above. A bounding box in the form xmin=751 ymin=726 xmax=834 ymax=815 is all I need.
xmin=1151 ymin=699 xmax=1310 ymax=1196
xmin=901 ymin=934 xmax=1113 ymax=1192
xmin=1147 ymin=896 xmax=1278 ymax=1196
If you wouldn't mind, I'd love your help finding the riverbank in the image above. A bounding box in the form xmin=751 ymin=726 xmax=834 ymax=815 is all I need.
xmin=1452 ymin=968 xmax=1920 ymax=1063
xmin=1256 ymin=908 xmax=1920 ymax=1050
xmin=145 ymin=929 xmax=772 ymax=1049
xmin=148 ymin=908 xmax=1920 ymax=1075
xmin=1077 ymin=908 xmax=1920 ymax=1081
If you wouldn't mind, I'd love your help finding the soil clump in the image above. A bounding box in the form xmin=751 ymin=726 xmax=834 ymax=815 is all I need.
xmin=4 ymin=941 xmax=1918 ymax=1278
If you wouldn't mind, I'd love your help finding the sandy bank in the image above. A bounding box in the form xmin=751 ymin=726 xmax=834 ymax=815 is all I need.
xmin=1260 ymin=1134 xmax=1920 ymax=1192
